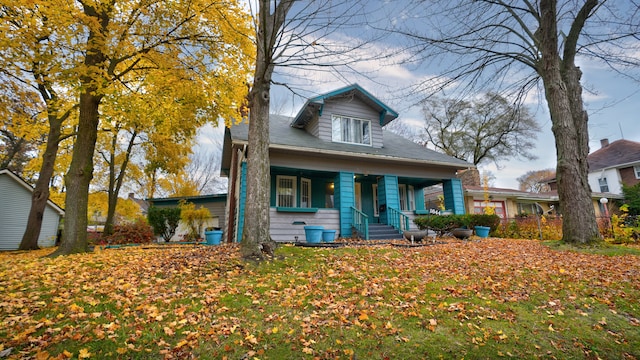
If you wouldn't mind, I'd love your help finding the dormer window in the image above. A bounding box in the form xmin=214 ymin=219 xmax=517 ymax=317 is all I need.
xmin=331 ymin=115 xmax=371 ymax=146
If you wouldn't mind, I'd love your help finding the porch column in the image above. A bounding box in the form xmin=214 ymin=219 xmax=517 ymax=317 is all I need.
xmin=335 ymin=172 xmax=354 ymax=238
xmin=237 ymin=162 xmax=248 ymax=242
xmin=378 ymin=175 xmax=399 ymax=223
xmin=443 ymin=178 xmax=465 ymax=214
xmin=415 ymin=187 xmax=425 ymax=211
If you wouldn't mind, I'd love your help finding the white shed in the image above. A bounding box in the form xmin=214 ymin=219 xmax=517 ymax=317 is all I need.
xmin=0 ymin=169 xmax=64 ymax=250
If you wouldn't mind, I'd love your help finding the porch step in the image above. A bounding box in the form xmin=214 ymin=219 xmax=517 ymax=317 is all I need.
xmin=366 ymin=223 xmax=403 ymax=240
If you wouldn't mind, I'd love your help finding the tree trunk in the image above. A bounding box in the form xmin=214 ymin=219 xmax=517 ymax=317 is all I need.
xmin=50 ymin=2 xmax=110 ymax=256
xmin=538 ymin=0 xmax=601 ymax=244
xmin=18 ymin=116 xmax=63 ymax=250
xmin=103 ymin=129 xmax=137 ymax=237
xmin=241 ymin=66 xmax=275 ymax=259
xmin=240 ymin=0 xmax=294 ymax=260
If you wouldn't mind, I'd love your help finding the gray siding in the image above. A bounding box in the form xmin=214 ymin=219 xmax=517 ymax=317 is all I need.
xmin=269 ymin=208 xmax=340 ymax=242
xmin=314 ymin=97 xmax=384 ymax=148
xmin=0 ymin=174 xmax=60 ymax=250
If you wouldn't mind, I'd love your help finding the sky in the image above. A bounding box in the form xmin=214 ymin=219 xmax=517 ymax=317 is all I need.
xmin=200 ymin=1 xmax=640 ymax=190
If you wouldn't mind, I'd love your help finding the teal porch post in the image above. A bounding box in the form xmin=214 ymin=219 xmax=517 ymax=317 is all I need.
xmin=415 ymin=187 xmax=425 ymax=211
xmin=237 ymin=162 xmax=248 ymax=242
xmin=378 ymin=175 xmax=399 ymax=223
xmin=335 ymin=172 xmax=355 ymax=238
xmin=443 ymin=178 xmax=465 ymax=214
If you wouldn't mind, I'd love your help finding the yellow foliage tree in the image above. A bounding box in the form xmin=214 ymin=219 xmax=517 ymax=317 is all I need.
xmin=2 ymin=0 xmax=253 ymax=254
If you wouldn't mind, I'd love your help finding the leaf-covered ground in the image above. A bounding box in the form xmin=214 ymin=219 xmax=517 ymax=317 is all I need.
xmin=0 ymin=239 xmax=639 ymax=359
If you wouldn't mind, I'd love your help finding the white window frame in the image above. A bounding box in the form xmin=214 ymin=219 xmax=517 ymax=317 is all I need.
xmin=635 ymin=165 xmax=640 ymax=179
xmin=300 ymin=178 xmax=311 ymax=208
xmin=598 ymin=177 xmax=609 ymax=193
xmin=331 ymin=115 xmax=372 ymax=146
xmin=398 ymin=184 xmax=407 ymax=211
xmin=408 ymin=185 xmax=415 ymax=211
xmin=276 ymin=175 xmax=297 ymax=207
xmin=373 ymin=184 xmax=379 ymax=217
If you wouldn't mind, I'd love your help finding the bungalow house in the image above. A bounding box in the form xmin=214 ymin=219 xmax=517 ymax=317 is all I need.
xmin=0 ymin=169 xmax=64 ymax=250
xmin=588 ymin=138 xmax=640 ymax=195
xmin=221 ymin=84 xmax=472 ymax=242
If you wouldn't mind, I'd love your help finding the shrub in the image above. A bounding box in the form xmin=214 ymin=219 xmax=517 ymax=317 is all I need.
xmin=414 ymin=214 xmax=469 ymax=237
xmin=494 ymin=216 xmax=562 ymax=240
xmin=467 ymin=214 xmax=501 ymax=232
xmin=102 ymin=219 xmax=154 ymax=245
xmin=148 ymin=206 xmax=181 ymax=242
xmin=179 ymin=200 xmax=211 ymax=241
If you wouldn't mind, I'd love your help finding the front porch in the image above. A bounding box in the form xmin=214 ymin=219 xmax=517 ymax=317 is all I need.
xmin=232 ymin=166 xmax=465 ymax=242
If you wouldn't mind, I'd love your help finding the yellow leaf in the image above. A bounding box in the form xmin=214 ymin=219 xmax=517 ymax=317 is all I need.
xmin=116 ymin=348 xmax=128 ymax=355
xmin=358 ymin=312 xmax=369 ymax=321
xmin=62 ymin=350 xmax=73 ymax=358
xmin=78 ymin=348 xmax=91 ymax=359
xmin=163 ymin=327 xmax=175 ymax=336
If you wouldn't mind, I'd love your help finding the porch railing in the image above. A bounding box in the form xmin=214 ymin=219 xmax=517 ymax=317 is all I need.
xmin=351 ymin=207 xmax=369 ymax=240
xmin=388 ymin=207 xmax=410 ymax=232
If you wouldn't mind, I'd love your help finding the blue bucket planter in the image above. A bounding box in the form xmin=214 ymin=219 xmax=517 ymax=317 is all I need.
xmin=304 ymin=226 xmax=324 ymax=243
xmin=474 ymin=226 xmax=490 ymax=238
xmin=204 ymin=230 xmax=223 ymax=245
xmin=322 ymin=230 xmax=336 ymax=243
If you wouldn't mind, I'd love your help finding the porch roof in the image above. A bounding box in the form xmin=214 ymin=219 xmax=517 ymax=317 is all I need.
xmin=223 ymin=114 xmax=471 ymax=171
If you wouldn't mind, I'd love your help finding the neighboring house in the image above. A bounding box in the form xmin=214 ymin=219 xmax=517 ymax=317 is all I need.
xmin=425 ymin=185 xmax=623 ymax=220
xmin=146 ymin=194 xmax=227 ymax=241
xmin=0 ymin=169 xmax=65 ymax=250
xmin=587 ymin=138 xmax=640 ymax=195
xmin=128 ymin=192 xmax=150 ymax=216
xmin=221 ymin=84 xmax=472 ymax=242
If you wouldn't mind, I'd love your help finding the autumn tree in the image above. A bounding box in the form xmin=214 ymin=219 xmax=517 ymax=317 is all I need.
xmin=391 ymin=0 xmax=640 ymax=244
xmin=1 ymin=3 xmax=80 ymax=250
xmin=2 ymin=0 xmax=252 ymax=255
xmin=0 ymin=83 xmax=45 ymax=173
xmin=517 ymin=169 xmax=556 ymax=193
xmin=242 ymin=0 xmax=382 ymax=260
xmin=418 ymin=93 xmax=539 ymax=166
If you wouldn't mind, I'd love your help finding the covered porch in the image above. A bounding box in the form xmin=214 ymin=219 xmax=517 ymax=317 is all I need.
xmin=231 ymin=165 xmax=466 ymax=242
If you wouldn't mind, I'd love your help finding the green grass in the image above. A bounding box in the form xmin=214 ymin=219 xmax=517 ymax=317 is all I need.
xmin=0 ymin=240 xmax=638 ymax=359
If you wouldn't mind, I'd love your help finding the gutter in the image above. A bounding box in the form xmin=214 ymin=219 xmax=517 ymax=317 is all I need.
xmin=230 ymin=139 xmax=471 ymax=169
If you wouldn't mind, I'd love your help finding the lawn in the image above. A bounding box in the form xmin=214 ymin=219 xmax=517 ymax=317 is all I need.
xmin=0 ymin=239 xmax=639 ymax=359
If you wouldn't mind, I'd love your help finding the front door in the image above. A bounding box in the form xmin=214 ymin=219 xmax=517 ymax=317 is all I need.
xmin=355 ymin=182 xmax=362 ymax=211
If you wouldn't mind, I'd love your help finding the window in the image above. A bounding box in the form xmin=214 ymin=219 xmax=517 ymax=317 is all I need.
xmin=598 ymin=177 xmax=609 ymax=193
xmin=300 ymin=178 xmax=311 ymax=208
xmin=331 ymin=115 xmax=371 ymax=145
xmin=276 ymin=176 xmax=296 ymax=207
xmin=408 ymin=185 xmax=415 ymax=211
xmin=473 ymin=200 xmax=506 ymax=219
xmin=372 ymin=184 xmax=379 ymax=217
xmin=635 ymin=166 xmax=640 ymax=179
xmin=398 ymin=184 xmax=407 ymax=210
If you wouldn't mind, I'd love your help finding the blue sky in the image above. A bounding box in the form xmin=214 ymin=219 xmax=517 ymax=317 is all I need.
xmin=202 ymin=1 xmax=639 ymax=190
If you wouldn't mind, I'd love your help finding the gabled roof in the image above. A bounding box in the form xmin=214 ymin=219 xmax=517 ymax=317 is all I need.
xmin=290 ymin=84 xmax=399 ymax=128
xmin=223 ymin=114 xmax=471 ymax=172
xmin=0 ymin=169 xmax=65 ymax=215
xmin=588 ymin=139 xmax=640 ymax=172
